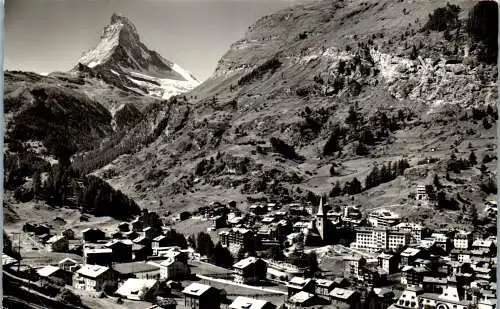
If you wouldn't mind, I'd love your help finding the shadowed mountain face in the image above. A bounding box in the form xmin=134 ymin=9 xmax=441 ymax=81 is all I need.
xmin=74 ymin=13 xmax=200 ymax=100
xmin=84 ymin=0 xmax=497 ymax=232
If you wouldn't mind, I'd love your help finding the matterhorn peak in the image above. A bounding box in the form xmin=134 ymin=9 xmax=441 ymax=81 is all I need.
xmin=110 ymin=12 xmax=130 ymax=24
xmin=74 ymin=13 xmax=200 ymax=99
xmin=78 ymin=13 xmax=142 ymax=68
xmin=109 ymin=12 xmax=139 ymax=38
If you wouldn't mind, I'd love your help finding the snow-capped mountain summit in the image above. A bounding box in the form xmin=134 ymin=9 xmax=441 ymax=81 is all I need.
xmin=74 ymin=13 xmax=200 ymax=99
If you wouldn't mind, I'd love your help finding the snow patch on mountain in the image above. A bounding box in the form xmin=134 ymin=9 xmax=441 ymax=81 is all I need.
xmin=172 ymin=63 xmax=199 ymax=84
xmin=79 ymin=22 xmax=122 ymax=68
xmin=128 ymin=67 xmax=200 ymax=99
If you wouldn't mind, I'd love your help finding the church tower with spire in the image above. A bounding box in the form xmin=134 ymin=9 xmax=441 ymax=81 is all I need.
xmin=316 ymin=197 xmax=329 ymax=242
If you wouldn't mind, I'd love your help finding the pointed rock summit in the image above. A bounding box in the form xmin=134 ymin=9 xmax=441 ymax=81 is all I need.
xmin=75 ymin=13 xmax=200 ymax=99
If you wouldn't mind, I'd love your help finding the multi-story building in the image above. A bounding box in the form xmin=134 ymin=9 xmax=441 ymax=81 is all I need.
xmin=454 ymin=231 xmax=473 ymax=250
xmin=368 ymin=209 xmax=401 ymax=227
xmin=83 ymin=246 xmax=113 ymax=266
xmin=400 ymin=248 xmax=425 ymax=267
xmin=286 ymin=277 xmax=316 ymax=298
xmin=401 ymin=266 xmax=429 ymax=287
xmin=330 ymin=288 xmax=361 ymax=309
xmin=219 ymin=228 xmax=256 ymax=254
xmin=378 ymin=252 xmax=398 ymax=274
xmin=472 ymin=239 xmax=496 ymax=255
xmin=143 ymin=227 xmax=162 ymax=240
xmin=286 ymin=291 xmax=330 ymax=309
xmin=388 ymin=231 xmax=411 ymax=252
xmin=232 ymin=257 xmax=267 ymax=285
xmin=158 ymin=258 xmax=190 ymax=280
xmin=73 ymin=264 xmax=117 ymax=292
xmin=152 ymin=235 xmax=169 ymax=252
xmin=82 ymin=228 xmax=106 ymax=242
xmin=265 ymin=259 xmax=306 ymax=282
xmin=37 ymin=265 xmax=73 ymax=286
xmin=105 ymin=239 xmax=132 ymax=263
xmin=58 ymin=258 xmax=79 ymax=272
xmin=419 ymin=277 xmax=471 ymax=309
xmin=113 ymin=262 xmax=161 ymax=280
xmin=229 ymin=297 xmax=276 ymax=309
xmin=431 ymin=233 xmax=451 ymax=253
xmin=394 ymin=223 xmax=423 ymax=244
xmin=315 ymin=279 xmax=335 ymax=297
xmin=46 ymin=236 xmax=69 ymax=252
xmin=352 ymin=227 xmax=411 ymax=253
xmin=416 ymin=184 xmax=429 ymax=206
xmin=62 ymin=229 xmax=75 ymax=240
xmin=344 ymin=255 xmax=366 ymax=280
xmin=373 ymin=288 xmax=395 ymax=309
xmin=343 ymin=205 xmax=363 ymax=226
xmin=450 ymin=249 xmax=472 ymax=263
xmin=388 ymin=285 xmax=423 ymax=309
xmin=181 ymin=282 xmax=221 ymax=309
xmin=363 ymin=267 xmax=387 ymax=288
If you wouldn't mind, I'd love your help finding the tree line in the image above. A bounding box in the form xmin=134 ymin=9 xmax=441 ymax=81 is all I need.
xmin=329 ymin=159 xmax=410 ymax=198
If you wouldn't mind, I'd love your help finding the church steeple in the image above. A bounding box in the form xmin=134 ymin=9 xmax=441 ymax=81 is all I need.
xmin=316 ymin=197 xmax=329 ymax=242
xmin=317 ymin=197 xmax=325 ymax=217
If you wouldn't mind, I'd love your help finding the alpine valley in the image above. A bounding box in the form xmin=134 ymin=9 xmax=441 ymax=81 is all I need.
xmin=4 ymin=0 xmax=498 ymax=239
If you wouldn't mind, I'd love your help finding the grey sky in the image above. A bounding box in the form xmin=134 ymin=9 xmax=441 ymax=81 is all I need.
xmin=5 ymin=0 xmax=303 ymax=81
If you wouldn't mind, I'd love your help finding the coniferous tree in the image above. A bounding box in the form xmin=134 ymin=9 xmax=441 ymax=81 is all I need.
xmin=355 ymin=142 xmax=369 ymax=156
xmin=188 ymin=234 xmax=196 ymax=250
xmin=323 ymin=129 xmax=341 ymax=156
xmin=345 ymin=177 xmax=362 ymax=195
xmin=306 ymin=251 xmax=319 ymax=277
xmin=330 ymin=181 xmax=342 ymax=197
xmin=32 ymin=170 xmax=42 ymax=201
xmin=469 ymin=151 xmax=477 ymax=166
xmin=329 ymin=164 xmax=336 ymax=176
xmin=196 ymin=232 xmax=214 ymax=257
xmin=433 ymin=174 xmax=441 ymax=189
xmin=483 ymin=117 xmax=492 ymax=129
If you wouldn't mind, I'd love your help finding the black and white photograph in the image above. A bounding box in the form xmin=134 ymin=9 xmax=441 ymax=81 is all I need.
xmin=2 ymin=0 xmax=498 ymax=308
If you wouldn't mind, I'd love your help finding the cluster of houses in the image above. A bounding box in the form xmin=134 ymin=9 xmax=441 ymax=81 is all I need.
xmin=7 ymin=193 xmax=498 ymax=309
xmin=191 ymin=197 xmax=498 ymax=309
xmin=12 ymin=210 xmax=193 ymax=303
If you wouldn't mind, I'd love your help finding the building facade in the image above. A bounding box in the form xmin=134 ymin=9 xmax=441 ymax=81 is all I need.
xmin=352 ymin=227 xmax=411 ymax=253
xmin=73 ymin=265 xmax=117 ymax=292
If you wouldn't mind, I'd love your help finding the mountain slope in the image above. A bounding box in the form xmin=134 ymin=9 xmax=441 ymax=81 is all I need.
xmin=74 ymin=13 xmax=200 ymax=100
xmin=46 ymin=1 xmax=500 ymax=230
